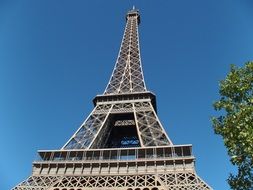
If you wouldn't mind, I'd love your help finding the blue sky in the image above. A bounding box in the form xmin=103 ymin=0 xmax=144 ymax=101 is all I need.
xmin=0 ymin=0 xmax=253 ymax=189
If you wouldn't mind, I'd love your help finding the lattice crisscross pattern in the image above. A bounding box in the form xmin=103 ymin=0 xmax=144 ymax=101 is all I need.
xmin=63 ymin=106 xmax=111 ymax=149
xmin=13 ymin=172 xmax=211 ymax=190
xmin=158 ymin=173 xmax=211 ymax=190
xmin=13 ymin=176 xmax=61 ymax=190
xmin=52 ymin=174 xmax=159 ymax=188
xmin=105 ymin=11 xmax=146 ymax=95
xmin=134 ymin=103 xmax=171 ymax=146
xmin=63 ymin=100 xmax=172 ymax=149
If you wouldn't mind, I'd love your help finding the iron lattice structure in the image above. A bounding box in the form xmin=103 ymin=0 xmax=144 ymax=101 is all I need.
xmin=14 ymin=8 xmax=212 ymax=190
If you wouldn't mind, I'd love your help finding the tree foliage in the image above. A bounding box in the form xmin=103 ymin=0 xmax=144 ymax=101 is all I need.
xmin=212 ymin=62 xmax=253 ymax=190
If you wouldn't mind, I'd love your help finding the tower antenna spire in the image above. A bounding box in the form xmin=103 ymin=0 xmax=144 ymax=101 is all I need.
xmin=133 ymin=5 xmax=135 ymax=10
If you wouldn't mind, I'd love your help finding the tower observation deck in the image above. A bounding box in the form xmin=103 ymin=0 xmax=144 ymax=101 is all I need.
xmin=13 ymin=7 xmax=212 ymax=190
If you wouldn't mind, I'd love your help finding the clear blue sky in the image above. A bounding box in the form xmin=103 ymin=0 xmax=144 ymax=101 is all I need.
xmin=0 ymin=0 xmax=253 ymax=189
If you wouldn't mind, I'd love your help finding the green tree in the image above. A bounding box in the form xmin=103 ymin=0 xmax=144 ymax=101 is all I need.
xmin=212 ymin=62 xmax=253 ymax=190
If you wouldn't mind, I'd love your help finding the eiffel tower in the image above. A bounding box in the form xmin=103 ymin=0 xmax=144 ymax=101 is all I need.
xmin=13 ymin=7 xmax=212 ymax=190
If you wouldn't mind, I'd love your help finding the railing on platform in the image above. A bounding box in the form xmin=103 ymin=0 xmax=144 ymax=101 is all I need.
xmin=35 ymin=145 xmax=193 ymax=163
